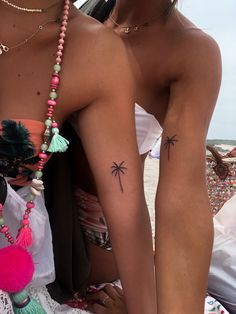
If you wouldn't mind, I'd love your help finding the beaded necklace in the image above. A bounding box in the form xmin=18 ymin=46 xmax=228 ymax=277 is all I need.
xmin=0 ymin=0 xmax=70 ymax=311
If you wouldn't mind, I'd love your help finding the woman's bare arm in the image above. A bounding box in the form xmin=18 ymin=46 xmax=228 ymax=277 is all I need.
xmin=155 ymin=32 xmax=221 ymax=314
xmin=75 ymin=30 xmax=156 ymax=314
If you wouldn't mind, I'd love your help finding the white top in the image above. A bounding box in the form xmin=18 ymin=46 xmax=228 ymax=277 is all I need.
xmin=135 ymin=104 xmax=162 ymax=155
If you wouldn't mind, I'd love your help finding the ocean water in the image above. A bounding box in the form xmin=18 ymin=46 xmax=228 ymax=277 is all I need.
xmin=76 ymin=0 xmax=236 ymax=140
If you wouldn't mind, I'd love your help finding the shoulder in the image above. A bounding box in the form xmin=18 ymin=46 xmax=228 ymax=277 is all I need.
xmin=168 ymin=11 xmax=221 ymax=80
xmin=60 ymin=10 xmax=133 ymax=113
xmin=67 ymin=11 xmax=127 ymax=62
xmin=164 ymin=12 xmax=222 ymax=123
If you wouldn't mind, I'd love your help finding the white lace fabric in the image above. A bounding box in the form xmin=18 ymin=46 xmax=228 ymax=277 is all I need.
xmin=0 ymin=290 xmax=13 ymax=314
xmin=0 ymin=287 xmax=89 ymax=314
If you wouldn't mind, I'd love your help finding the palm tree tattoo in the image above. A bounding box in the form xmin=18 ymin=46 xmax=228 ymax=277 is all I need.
xmin=111 ymin=161 xmax=127 ymax=193
xmin=163 ymin=135 xmax=178 ymax=160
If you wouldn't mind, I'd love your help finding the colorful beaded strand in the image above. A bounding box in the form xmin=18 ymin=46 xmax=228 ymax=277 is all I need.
xmin=0 ymin=2 xmax=70 ymax=312
xmin=0 ymin=0 xmax=71 ymax=312
xmin=0 ymin=0 xmax=70 ymax=251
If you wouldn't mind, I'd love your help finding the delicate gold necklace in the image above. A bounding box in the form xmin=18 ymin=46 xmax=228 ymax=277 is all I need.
xmin=0 ymin=0 xmax=60 ymax=13
xmin=0 ymin=19 xmax=57 ymax=55
xmin=109 ymin=14 xmax=162 ymax=34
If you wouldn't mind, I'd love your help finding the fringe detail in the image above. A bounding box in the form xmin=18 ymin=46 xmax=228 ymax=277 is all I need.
xmin=47 ymin=133 xmax=69 ymax=153
xmin=15 ymin=227 xmax=33 ymax=249
xmin=11 ymin=290 xmax=47 ymax=314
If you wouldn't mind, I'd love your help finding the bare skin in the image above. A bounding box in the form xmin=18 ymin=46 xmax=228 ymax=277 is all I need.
xmin=76 ymin=0 xmax=222 ymax=313
xmin=0 ymin=1 xmax=156 ymax=313
xmin=87 ymin=285 xmax=127 ymax=314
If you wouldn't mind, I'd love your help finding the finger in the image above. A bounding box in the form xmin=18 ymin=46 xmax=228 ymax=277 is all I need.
xmin=103 ymin=284 xmax=120 ymax=300
xmin=88 ymin=290 xmax=113 ymax=307
xmin=87 ymin=290 xmax=108 ymax=302
xmin=112 ymin=285 xmax=124 ymax=297
xmin=91 ymin=303 xmax=107 ymax=314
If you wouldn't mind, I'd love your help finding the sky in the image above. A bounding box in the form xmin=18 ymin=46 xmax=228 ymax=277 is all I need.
xmin=75 ymin=0 xmax=236 ymax=140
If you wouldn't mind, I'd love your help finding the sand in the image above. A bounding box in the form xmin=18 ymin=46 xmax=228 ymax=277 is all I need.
xmin=143 ymin=142 xmax=235 ymax=235
xmin=144 ymin=156 xmax=159 ymax=236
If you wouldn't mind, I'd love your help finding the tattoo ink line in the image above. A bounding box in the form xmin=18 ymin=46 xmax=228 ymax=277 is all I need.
xmin=163 ymin=135 xmax=178 ymax=160
xmin=111 ymin=161 xmax=127 ymax=193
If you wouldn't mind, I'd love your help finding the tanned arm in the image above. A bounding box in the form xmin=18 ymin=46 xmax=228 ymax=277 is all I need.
xmin=155 ymin=33 xmax=221 ymax=314
xmin=75 ymin=28 xmax=156 ymax=314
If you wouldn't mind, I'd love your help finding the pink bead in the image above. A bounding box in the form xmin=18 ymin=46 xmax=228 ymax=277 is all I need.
xmin=61 ymin=25 xmax=67 ymax=32
xmin=51 ymin=75 xmax=60 ymax=83
xmin=22 ymin=219 xmax=29 ymax=226
xmin=48 ymin=110 xmax=53 ymax=114
xmin=39 ymin=153 xmax=47 ymax=159
xmin=23 ymin=214 xmax=29 ymax=219
xmin=63 ymin=9 xmax=69 ymax=16
xmin=57 ymin=51 xmax=63 ymax=57
xmin=63 ymin=14 xmax=68 ymax=21
xmin=52 ymin=122 xmax=58 ymax=128
xmin=59 ymin=38 xmax=64 ymax=44
xmin=48 ymin=100 xmax=56 ymax=106
xmin=56 ymin=57 xmax=62 ymax=63
xmin=58 ymin=44 xmax=64 ymax=51
xmin=1 ymin=226 xmax=8 ymax=233
xmin=26 ymin=202 xmax=35 ymax=209
xmin=62 ymin=21 xmax=67 ymax=26
xmin=38 ymin=166 xmax=44 ymax=170
xmin=50 ymin=75 xmax=60 ymax=89
xmin=60 ymin=32 xmax=66 ymax=38
xmin=64 ymin=4 xmax=69 ymax=10
xmin=47 ymin=113 xmax=53 ymax=117
xmin=0 ymin=204 xmax=3 ymax=210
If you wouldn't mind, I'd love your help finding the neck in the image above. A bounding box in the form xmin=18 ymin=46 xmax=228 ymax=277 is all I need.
xmin=112 ymin=0 xmax=170 ymax=25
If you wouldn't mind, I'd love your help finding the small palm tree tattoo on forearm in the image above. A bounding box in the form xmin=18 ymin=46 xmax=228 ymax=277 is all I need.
xmin=111 ymin=161 xmax=127 ymax=193
xmin=163 ymin=135 xmax=178 ymax=160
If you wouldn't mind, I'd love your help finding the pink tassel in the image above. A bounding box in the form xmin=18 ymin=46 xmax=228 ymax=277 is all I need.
xmin=15 ymin=226 xmax=33 ymax=249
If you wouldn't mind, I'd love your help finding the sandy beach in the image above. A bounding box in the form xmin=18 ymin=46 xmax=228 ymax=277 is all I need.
xmin=144 ymin=156 xmax=159 ymax=236
xmin=144 ymin=142 xmax=236 ymax=236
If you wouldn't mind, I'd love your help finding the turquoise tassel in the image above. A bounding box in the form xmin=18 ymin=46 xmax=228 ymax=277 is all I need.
xmin=47 ymin=127 xmax=69 ymax=153
xmin=11 ymin=290 xmax=46 ymax=314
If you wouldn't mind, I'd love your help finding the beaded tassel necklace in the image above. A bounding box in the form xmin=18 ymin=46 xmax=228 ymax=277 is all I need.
xmin=0 ymin=0 xmax=70 ymax=312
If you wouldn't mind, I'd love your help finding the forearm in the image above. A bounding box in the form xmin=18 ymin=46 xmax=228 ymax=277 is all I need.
xmin=103 ymin=199 xmax=156 ymax=314
xmin=155 ymin=192 xmax=213 ymax=314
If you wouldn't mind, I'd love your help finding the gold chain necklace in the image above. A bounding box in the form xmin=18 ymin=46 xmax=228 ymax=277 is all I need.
xmin=109 ymin=14 xmax=162 ymax=34
xmin=0 ymin=0 xmax=60 ymax=13
xmin=0 ymin=19 xmax=57 ymax=55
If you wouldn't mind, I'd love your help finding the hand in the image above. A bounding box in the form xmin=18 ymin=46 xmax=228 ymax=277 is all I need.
xmin=87 ymin=284 xmax=128 ymax=314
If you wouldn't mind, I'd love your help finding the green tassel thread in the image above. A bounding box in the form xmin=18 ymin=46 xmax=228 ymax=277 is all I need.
xmin=47 ymin=128 xmax=69 ymax=153
xmin=11 ymin=290 xmax=47 ymax=314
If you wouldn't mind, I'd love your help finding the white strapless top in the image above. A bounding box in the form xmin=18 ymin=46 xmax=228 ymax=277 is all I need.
xmin=135 ymin=104 xmax=162 ymax=155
